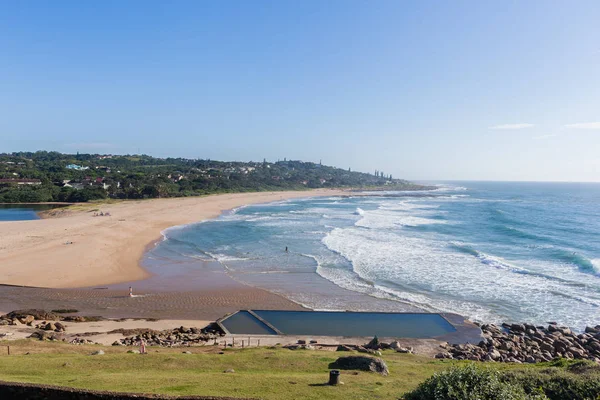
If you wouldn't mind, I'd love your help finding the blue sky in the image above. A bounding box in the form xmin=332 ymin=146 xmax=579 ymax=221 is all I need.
xmin=1 ymin=1 xmax=599 ymax=181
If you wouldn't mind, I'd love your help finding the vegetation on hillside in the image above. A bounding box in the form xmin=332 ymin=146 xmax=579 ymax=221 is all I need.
xmin=0 ymin=151 xmax=432 ymax=203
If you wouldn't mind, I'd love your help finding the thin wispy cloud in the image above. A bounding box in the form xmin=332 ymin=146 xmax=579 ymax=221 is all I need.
xmin=489 ymin=123 xmax=535 ymax=130
xmin=563 ymin=122 xmax=600 ymax=130
xmin=533 ymin=134 xmax=558 ymax=140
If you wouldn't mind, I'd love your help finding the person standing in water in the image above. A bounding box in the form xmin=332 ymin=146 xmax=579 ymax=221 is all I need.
xmin=285 ymin=246 xmax=288 ymax=253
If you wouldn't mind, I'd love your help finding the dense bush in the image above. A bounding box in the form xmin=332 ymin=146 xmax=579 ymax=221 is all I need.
xmin=502 ymin=361 xmax=600 ymax=400
xmin=403 ymin=364 xmax=546 ymax=400
xmin=403 ymin=362 xmax=600 ymax=400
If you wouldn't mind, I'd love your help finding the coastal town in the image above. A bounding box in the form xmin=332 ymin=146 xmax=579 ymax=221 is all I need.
xmin=0 ymin=152 xmax=423 ymax=203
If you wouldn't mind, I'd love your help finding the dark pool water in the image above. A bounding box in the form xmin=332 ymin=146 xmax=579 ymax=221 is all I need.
xmin=220 ymin=310 xmax=457 ymax=338
xmin=220 ymin=311 xmax=277 ymax=335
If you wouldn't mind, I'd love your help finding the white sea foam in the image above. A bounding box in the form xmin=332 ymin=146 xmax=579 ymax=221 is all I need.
xmin=378 ymin=201 xmax=439 ymax=211
xmin=432 ymin=184 xmax=468 ymax=192
xmin=475 ymin=252 xmax=527 ymax=273
xmin=229 ymin=205 xmax=248 ymax=214
xmin=305 ymin=230 xmax=328 ymax=235
xmin=592 ymin=259 xmax=600 ymax=274
xmin=160 ymin=222 xmax=192 ymax=237
xmin=320 ymin=226 xmax=600 ymax=326
xmin=205 ymin=252 xmax=250 ymax=263
xmin=355 ymin=207 xmax=446 ymax=229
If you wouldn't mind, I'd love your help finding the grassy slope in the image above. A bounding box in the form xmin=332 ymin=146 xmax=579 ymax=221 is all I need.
xmin=0 ymin=340 xmax=452 ymax=400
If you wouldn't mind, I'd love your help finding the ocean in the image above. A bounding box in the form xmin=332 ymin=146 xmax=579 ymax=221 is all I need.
xmin=144 ymin=182 xmax=600 ymax=329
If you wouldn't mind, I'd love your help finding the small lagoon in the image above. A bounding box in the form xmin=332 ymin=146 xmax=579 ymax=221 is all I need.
xmin=0 ymin=204 xmax=65 ymax=221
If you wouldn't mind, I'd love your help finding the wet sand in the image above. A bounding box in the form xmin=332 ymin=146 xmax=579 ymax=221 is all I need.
xmin=0 ymin=259 xmax=305 ymax=321
xmin=0 ymin=284 xmax=303 ymax=321
xmin=0 ymin=190 xmax=343 ymax=320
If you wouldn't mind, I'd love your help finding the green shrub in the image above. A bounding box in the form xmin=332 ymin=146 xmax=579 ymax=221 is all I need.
xmin=404 ymin=361 xmax=600 ymax=400
xmin=502 ymin=363 xmax=600 ymax=400
xmin=403 ymin=364 xmax=547 ymax=400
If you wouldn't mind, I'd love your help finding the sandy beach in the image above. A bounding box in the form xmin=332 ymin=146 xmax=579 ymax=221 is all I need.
xmin=0 ymin=190 xmax=349 ymax=322
xmin=0 ymin=190 xmax=345 ymax=289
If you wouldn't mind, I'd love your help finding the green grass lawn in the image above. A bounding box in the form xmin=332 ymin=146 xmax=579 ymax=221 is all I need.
xmin=0 ymin=340 xmax=451 ymax=399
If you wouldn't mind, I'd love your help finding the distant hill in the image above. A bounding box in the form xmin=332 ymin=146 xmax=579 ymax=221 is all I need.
xmin=0 ymin=151 xmax=434 ymax=203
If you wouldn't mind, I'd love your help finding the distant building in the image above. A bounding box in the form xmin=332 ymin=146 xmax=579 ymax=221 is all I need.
xmin=167 ymin=174 xmax=185 ymax=182
xmin=66 ymin=182 xmax=85 ymax=190
xmin=66 ymin=164 xmax=89 ymax=171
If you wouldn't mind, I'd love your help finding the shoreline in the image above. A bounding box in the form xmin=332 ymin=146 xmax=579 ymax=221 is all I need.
xmin=0 ymin=189 xmax=348 ymax=289
xmin=0 ymin=190 xmax=350 ymax=321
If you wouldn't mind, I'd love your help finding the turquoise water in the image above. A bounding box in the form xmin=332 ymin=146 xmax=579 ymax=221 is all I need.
xmin=147 ymin=182 xmax=600 ymax=329
xmin=0 ymin=204 xmax=63 ymax=221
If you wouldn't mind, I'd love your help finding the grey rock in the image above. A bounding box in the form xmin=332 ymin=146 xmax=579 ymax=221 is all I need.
xmin=330 ymin=356 xmax=389 ymax=376
xmin=488 ymin=349 xmax=501 ymax=360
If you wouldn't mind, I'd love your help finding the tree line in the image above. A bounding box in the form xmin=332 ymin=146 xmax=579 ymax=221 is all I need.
xmin=0 ymin=151 xmax=431 ymax=203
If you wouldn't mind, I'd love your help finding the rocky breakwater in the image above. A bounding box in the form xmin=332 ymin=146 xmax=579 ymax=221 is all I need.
xmin=112 ymin=326 xmax=222 ymax=347
xmin=436 ymin=322 xmax=600 ymax=363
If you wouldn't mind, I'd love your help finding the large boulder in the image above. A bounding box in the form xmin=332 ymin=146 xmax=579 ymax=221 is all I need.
xmin=19 ymin=315 xmax=35 ymax=325
xmin=4 ymin=309 xmax=61 ymax=321
xmin=43 ymin=322 xmax=57 ymax=331
xmin=364 ymin=336 xmax=381 ymax=350
xmin=28 ymin=331 xmax=62 ymax=341
xmin=488 ymin=349 xmax=501 ymax=360
xmin=329 ymin=356 xmax=389 ymax=376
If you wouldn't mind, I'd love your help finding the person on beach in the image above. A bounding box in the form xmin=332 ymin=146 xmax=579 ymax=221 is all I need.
xmin=129 ymin=286 xmax=133 ymax=297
